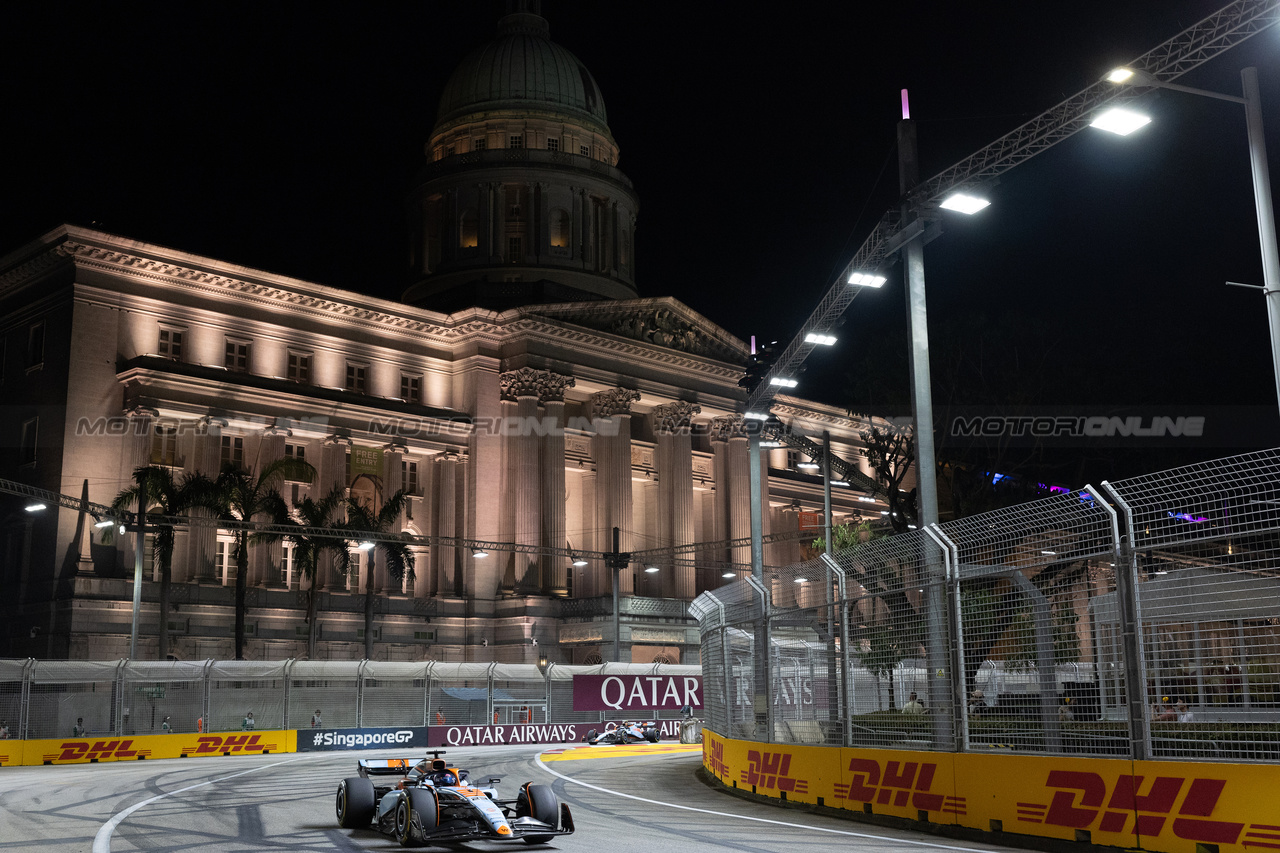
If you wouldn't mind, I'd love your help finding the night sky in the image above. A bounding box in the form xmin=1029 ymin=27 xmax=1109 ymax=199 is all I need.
xmin=5 ymin=1 xmax=1279 ymax=481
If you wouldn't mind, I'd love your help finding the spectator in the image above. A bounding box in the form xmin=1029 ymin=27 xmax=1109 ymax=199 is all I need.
xmin=901 ymin=692 xmax=926 ymax=715
xmin=162 ymin=715 xmax=172 ymax=734
xmin=0 ymin=720 xmax=10 ymax=739
xmin=311 ymin=709 xmax=322 ymax=728
xmin=196 ymin=715 xmax=203 ymax=733
xmin=73 ymin=717 xmax=86 ymax=737
xmin=435 ymin=710 xmax=446 ymax=726
xmin=1059 ymin=697 xmax=1074 ymax=722
xmin=242 ymin=711 xmax=255 ymax=731
xmin=1176 ymin=700 xmax=1195 ymax=723
xmin=1154 ymin=703 xmax=1176 ymax=722
xmin=967 ymin=690 xmax=987 ymax=716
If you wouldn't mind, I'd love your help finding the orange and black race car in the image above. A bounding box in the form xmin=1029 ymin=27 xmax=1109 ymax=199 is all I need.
xmin=335 ymin=750 xmax=574 ymax=847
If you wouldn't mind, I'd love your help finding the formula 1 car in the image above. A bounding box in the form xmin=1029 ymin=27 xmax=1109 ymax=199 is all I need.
xmin=335 ymin=751 xmax=574 ymax=847
xmin=582 ymin=720 xmax=660 ymax=745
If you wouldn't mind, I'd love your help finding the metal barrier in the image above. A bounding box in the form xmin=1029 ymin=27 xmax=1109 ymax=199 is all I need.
xmin=692 ymin=447 xmax=1280 ymax=762
xmin=0 ymin=660 xmax=698 ymax=740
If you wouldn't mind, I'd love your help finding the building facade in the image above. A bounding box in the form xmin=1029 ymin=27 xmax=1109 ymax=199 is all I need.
xmin=0 ymin=6 xmax=898 ymax=663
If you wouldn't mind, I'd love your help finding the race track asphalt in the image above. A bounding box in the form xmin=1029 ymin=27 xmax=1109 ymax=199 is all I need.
xmin=0 ymin=743 xmax=1030 ymax=853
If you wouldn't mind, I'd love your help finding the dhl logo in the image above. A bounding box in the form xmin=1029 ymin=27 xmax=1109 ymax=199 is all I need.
xmin=1017 ymin=770 xmax=1274 ymax=846
xmin=835 ymin=759 xmax=965 ymax=815
xmin=183 ymin=734 xmax=277 ymax=755
xmin=741 ymin=750 xmax=808 ymax=795
xmin=48 ymin=740 xmax=152 ymax=761
xmin=704 ymin=738 xmax=728 ymax=778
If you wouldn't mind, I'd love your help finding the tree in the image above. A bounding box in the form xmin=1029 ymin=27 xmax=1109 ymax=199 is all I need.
xmin=344 ymin=488 xmax=414 ymax=660
xmin=257 ymin=485 xmax=349 ymax=659
xmin=208 ymin=458 xmax=315 ymax=659
xmin=108 ymin=466 xmax=214 ymax=660
xmin=860 ymin=421 xmax=918 ymax=533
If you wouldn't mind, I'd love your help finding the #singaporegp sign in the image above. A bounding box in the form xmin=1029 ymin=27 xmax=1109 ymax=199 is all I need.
xmin=572 ymin=674 xmax=702 ymax=712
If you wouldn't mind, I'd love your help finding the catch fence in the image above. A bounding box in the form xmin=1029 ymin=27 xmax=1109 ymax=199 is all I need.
xmin=691 ymin=448 xmax=1280 ymax=762
xmin=0 ymin=660 xmax=698 ymax=740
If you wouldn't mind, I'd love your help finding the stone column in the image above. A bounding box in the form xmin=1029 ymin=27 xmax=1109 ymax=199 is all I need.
xmin=590 ymin=389 xmax=640 ymax=596
xmin=713 ymin=416 xmax=751 ymax=571
xmin=379 ymin=443 xmax=406 ymax=594
xmin=187 ymin=417 xmax=225 ymax=584
xmin=320 ymin=435 xmax=352 ymax=590
xmin=435 ymin=451 xmax=459 ymax=597
xmin=578 ymin=464 xmax=596 ymax=597
xmin=710 ymin=421 xmax=732 ymax=569
xmin=255 ymin=425 xmax=288 ymax=588
xmin=413 ymin=454 xmax=436 ymax=599
xmin=539 ymin=373 xmax=574 ymax=595
xmin=120 ymin=406 xmax=157 ymax=569
xmin=500 ymin=369 xmax=544 ymax=592
xmin=653 ymin=402 xmax=701 ymax=599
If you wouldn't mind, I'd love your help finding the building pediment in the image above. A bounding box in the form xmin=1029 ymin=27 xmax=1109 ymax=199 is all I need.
xmin=518 ymin=297 xmax=749 ymax=364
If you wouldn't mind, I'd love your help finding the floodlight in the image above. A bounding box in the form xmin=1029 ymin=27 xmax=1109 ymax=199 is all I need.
xmin=572 ymin=556 xmax=588 ymax=567
xmin=796 ymin=461 xmax=820 ymax=470
xmin=358 ymin=541 xmax=375 ymax=551
xmin=939 ymin=192 xmax=991 ymax=214
xmin=472 ymin=548 xmax=488 ymax=558
xmin=794 ymin=577 xmax=808 ymax=584
xmin=1090 ymin=107 xmax=1151 ymax=136
xmin=743 ymin=412 xmax=770 ymax=421
xmin=644 ymin=566 xmax=659 ymax=573
xmin=805 ymin=332 xmax=837 ymax=346
xmin=1105 ymin=67 xmax=1135 ymax=84
xmin=95 ymin=519 xmax=114 ymax=528
xmin=24 ymin=503 xmax=46 ymax=513
xmin=722 ymin=571 xmax=736 ymax=579
xmin=769 ymin=377 xmax=798 ymax=388
xmin=848 ymin=271 xmax=887 ymax=287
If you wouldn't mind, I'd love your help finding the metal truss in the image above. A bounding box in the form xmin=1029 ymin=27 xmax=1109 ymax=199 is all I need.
xmin=747 ymin=0 xmax=1280 ymax=418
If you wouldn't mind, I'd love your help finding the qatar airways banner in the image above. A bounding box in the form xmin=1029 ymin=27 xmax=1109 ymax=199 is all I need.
xmin=427 ymin=723 xmax=586 ymax=747
xmin=572 ymin=674 xmax=702 ymax=712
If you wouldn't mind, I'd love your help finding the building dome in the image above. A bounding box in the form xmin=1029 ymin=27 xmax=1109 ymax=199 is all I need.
xmin=435 ymin=10 xmax=609 ymax=133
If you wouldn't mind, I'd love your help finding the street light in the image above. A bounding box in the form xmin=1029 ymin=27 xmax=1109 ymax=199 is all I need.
xmin=1098 ymin=65 xmax=1280 ymax=414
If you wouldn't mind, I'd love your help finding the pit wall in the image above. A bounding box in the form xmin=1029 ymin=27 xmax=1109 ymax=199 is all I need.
xmin=701 ymin=729 xmax=1280 ymax=853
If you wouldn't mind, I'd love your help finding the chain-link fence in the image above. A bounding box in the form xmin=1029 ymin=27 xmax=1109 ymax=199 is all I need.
xmin=692 ymin=447 xmax=1280 ymax=763
xmin=0 ymin=659 xmax=698 ymax=739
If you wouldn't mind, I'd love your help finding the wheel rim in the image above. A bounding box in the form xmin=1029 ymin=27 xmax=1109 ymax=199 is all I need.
xmin=396 ymin=800 xmax=410 ymax=841
xmin=336 ymin=785 xmax=346 ymax=821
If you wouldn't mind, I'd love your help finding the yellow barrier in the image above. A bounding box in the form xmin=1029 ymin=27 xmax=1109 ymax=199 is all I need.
xmin=17 ymin=730 xmax=297 ymax=766
xmin=703 ymin=730 xmax=1280 ymax=853
xmin=0 ymin=742 xmax=18 ymax=767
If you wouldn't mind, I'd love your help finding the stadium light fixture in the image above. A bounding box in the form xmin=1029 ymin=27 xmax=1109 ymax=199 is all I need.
xmin=804 ymin=332 xmax=837 ymax=346
xmin=1090 ymin=106 xmax=1151 ymax=136
xmin=769 ymin=377 xmax=798 ymax=388
xmin=847 ymin=271 xmax=887 ymax=287
xmin=472 ymin=548 xmax=488 ymax=558
xmin=939 ymin=192 xmax=991 ymax=214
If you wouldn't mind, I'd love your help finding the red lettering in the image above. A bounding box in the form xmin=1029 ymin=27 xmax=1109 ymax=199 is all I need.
xmin=86 ymin=740 xmax=120 ymax=761
xmin=1044 ymin=771 xmax=1105 ymax=828
xmin=221 ymin=735 xmax=249 ymax=751
xmin=195 ymin=736 xmax=223 ymax=754
xmin=883 ymin=761 xmax=918 ymax=789
xmin=1173 ymin=779 xmax=1243 ymax=845
xmin=846 ymin=758 xmax=880 ymax=801
xmin=912 ymin=763 xmax=944 ymax=811
xmin=1179 ymin=778 xmax=1226 ymax=817
xmin=114 ymin=740 xmax=137 ymax=758
xmin=1108 ymin=775 xmax=1183 ymax=813
xmin=57 ymin=742 xmax=88 ymax=760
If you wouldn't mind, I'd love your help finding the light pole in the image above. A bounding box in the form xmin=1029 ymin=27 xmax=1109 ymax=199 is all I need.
xmin=1097 ymin=66 xmax=1280 ymax=415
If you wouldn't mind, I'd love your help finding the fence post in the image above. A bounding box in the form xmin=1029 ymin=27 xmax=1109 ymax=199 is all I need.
xmin=114 ymin=659 xmax=126 ymax=736
xmin=745 ymin=575 xmax=772 ymax=742
xmin=19 ymin=657 xmax=34 ymax=740
xmin=282 ymin=659 xmax=294 ymax=729
xmin=486 ymin=662 xmax=497 ymax=726
xmin=924 ymin=526 xmax=966 ymax=752
xmin=1008 ymin=572 xmax=1062 ymax=752
xmin=1096 ymin=482 xmax=1152 ymax=761
xmin=424 ymin=660 xmax=433 ymax=729
xmin=201 ymin=659 xmax=213 ymax=734
xmin=356 ymin=659 xmax=369 ymax=728
xmin=820 ymin=553 xmax=853 ymax=748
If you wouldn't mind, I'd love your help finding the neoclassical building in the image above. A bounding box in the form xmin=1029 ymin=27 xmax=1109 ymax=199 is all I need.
xmin=0 ymin=5 xmax=895 ymax=663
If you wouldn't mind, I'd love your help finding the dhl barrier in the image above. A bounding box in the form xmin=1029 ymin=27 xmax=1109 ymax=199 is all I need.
xmin=702 ymin=729 xmax=1280 ymax=853
xmin=5 ymin=730 xmax=296 ymax=766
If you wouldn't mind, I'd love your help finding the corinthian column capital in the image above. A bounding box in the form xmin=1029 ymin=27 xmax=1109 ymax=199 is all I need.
xmin=589 ymin=388 xmax=641 ymax=419
xmin=652 ymin=402 xmax=702 ymax=435
xmin=499 ymin=367 xmax=576 ymax=402
xmin=710 ymin=414 xmax=748 ymax=442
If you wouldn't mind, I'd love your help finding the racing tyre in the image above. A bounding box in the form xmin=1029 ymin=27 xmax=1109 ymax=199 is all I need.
xmin=644 ymin=729 xmax=659 ymax=743
xmin=397 ymin=788 xmax=438 ymax=848
xmin=336 ymin=777 xmax=376 ymax=828
xmin=518 ymin=782 xmax=559 ymax=844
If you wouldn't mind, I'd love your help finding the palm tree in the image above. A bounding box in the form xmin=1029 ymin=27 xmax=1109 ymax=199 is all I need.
xmin=258 ymin=485 xmax=349 ymax=659
xmin=109 ymin=466 xmax=214 ymax=660
xmin=210 ymin=457 xmax=315 ymax=659
xmin=344 ymin=489 xmax=414 ymax=660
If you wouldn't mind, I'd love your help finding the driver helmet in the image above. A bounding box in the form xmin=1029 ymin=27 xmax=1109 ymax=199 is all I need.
xmin=435 ymin=769 xmax=458 ymax=786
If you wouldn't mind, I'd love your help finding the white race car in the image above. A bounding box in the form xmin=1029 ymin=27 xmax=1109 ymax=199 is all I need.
xmin=335 ymin=751 xmax=574 ymax=847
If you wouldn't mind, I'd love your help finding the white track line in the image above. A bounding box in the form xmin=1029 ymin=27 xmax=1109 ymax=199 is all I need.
xmin=534 ymin=753 xmax=1000 ymax=853
xmin=92 ymin=756 xmax=306 ymax=853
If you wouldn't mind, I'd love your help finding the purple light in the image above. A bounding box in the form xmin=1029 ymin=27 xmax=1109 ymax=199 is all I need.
xmin=1167 ymin=511 xmax=1208 ymax=523
xmin=901 ymin=89 xmax=910 ymax=120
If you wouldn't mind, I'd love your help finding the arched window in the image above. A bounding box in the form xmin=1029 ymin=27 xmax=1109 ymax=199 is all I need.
xmin=549 ymin=208 xmax=571 ymax=249
xmin=459 ymin=208 xmax=478 ymax=249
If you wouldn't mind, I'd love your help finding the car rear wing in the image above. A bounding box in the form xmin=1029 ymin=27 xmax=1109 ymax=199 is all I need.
xmin=356 ymin=758 xmax=413 ymax=778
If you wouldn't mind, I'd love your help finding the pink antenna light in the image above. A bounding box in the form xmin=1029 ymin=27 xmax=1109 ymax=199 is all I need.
xmin=901 ymin=89 xmax=910 ymax=120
